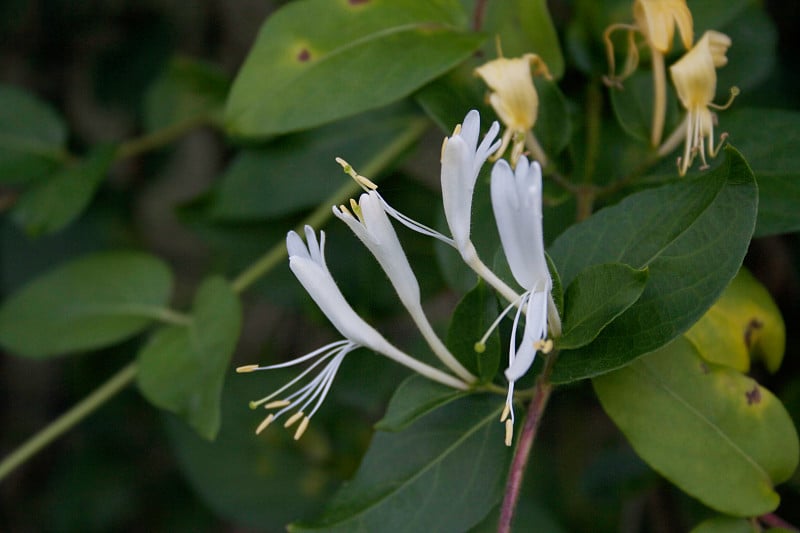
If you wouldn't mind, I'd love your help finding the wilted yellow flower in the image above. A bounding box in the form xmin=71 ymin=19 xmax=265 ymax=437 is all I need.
xmin=475 ymin=53 xmax=551 ymax=165
xmin=668 ymin=30 xmax=738 ymax=175
xmin=633 ymin=0 xmax=693 ymax=53
xmin=604 ymin=0 xmax=694 ymax=146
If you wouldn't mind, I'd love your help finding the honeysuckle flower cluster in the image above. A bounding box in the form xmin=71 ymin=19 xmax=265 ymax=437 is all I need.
xmin=604 ymin=0 xmax=738 ymax=172
xmin=239 ymin=110 xmax=560 ymax=446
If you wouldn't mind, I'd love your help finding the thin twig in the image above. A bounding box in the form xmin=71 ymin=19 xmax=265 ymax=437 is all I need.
xmin=497 ymin=353 xmax=558 ymax=533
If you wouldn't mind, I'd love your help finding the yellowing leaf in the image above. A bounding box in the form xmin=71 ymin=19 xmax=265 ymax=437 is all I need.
xmin=686 ymin=268 xmax=785 ymax=373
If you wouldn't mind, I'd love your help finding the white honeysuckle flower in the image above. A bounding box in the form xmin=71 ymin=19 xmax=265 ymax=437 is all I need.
xmin=333 ymin=191 xmax=476 ymax=383
xmin=489 ymin=156 xmax=560 ymax=446
xmin=441 ymin=109 xmax=501 ymax=254
xmin=667 ymin=30 xmax=738 ymax=176
xmin=237 ymin=226 xmax=468 ymax=440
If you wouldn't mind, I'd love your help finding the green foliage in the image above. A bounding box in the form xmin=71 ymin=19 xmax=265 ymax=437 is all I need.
xmin=559 ymin=263 xmax=648 ymax=350
xmin=594 ymin=336 xmax=799 ymax=516
xmin=291 ymin=393 xmax=510 ymax=532
xmin=11 ymin=144 xmax=116 ymax=236
xmin=610 ymin=70 xmax=680 ymax=144
xmin=549 ymin=147 xmax=757 ymax=383
xmin=225 ymin=0 xmax=483 ymax=136
xmin=722 ymin=109 xmax=800 ymax=237
xmin=209 ymin=106 xmax=425 ymax=220
xmin=0 ymin=84 xmax=67 ymax=185
xmin=690 ymin=516 xmax=757 ymax=533
xmin=686 ymin=267 xmax=785 ymax=373
xmin=0 ymin=251 xmax=173 ymax=358
xmin=446 ymin=280 xmax=500 ymax=381
xmin=144 ymin=56 xmax=229 ymax=132
xmin=138 ymin=276 xmax=242 ymax=440
xmin=375 ymin=374 xmax=466 ymax=432
xmin=479 ymin=0 xmax=564 ymax=78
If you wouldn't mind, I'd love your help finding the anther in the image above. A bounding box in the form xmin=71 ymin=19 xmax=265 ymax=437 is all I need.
xmin=265 ymin=400 xmax=291 ymax=409
xmin=349 ymin=198 xmax=363 ymax=219
xmin=256 ymin=414 xmax=275 ymax=434
xmin=284 ymin=411 xmax=304 ymax=428
xmin=293 ymin=417 xmax=311 ymax=440
xmin=500 ymin=403 xmax=511 ymax=423
xmin=504 ymin=419 xmax=513 ymax=447
xmin=236 ymin=364 xmax=260 ymax=373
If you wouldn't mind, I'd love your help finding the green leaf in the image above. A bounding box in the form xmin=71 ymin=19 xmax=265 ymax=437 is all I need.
xmin=559 ymin=263 xmax=649 ymax=350
xmin=137 ymin=276 xmax=242 ymax=440
xmin=375 ymin=374 xmax=467 ymax=432
xmin=143 ymin=55 xmax=229 ymax=132
xmin=446 ymin=280 xmax=500 ymax=381
xmin=0 ymin=84 xmax=68 ymax=185
xmin=720 ymin=108 xmax=800 ymax=237
xmin=225 ymin=0 xmax=483 ymax=136
xmin=594 ymin=337 xmax=800 ymax=517
xmin=165 ymin=370 xmax=342 ymax=529
xmin=290 ymin=394 xmax=510 ymax=532
xmin=545 ymin=252 xmax=564 ymax=318
xmin=713 ymin=5 xmax=777 ymax=97
xmin=549 ymin=146 xmax=757 ymax=383
xmin=11 ymin=144 xmax=116 ymax=236
xmin=210 ymin=105 xmax=426 ymax=220
xmin=414 ymin=63 xmax=492 ymax=134
xmin=533 ymin=77 xmax=572 ymax=157
xmin=481 ymin=0 xmax=564 ymax=78
xmin=686 ymin=268 xmax=785 ymax=373
xmin=610 ymin=70 xmax=680 ymax=144
xmin=0 ymin=251 xmax=173 ymax=357
xmin=690 ymin=516 xmax=757 ymax=533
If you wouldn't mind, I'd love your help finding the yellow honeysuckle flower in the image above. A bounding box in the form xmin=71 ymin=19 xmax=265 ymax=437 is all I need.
xmin=633 ymin=0 xmax=693 ymax=54
xmin=667 ymin=30 xmax=738 ymax=176
xmin=475 ymin=53 xmax=551 ymax=165
xmin=604 ymin=0 xmax=694 ymax=146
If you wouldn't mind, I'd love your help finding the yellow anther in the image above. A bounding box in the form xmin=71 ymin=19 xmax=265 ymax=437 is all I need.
xmin=256 ymin=414 xmax=275 ymax=434
xmin=452 ymin=123 xmax=462 ymax=136
xmin=355 ymin=173 xmax=378 ymax=190
xmin=284 ymin=411 xmax=304 ymax=428
xmin=504 ymin=419 xmax=514 ymax=447
xmin=293 ymin=417 xmax=311 ymax=440
xmin=349 ymin=198 xmax=363 ymax=220
xmin=500 ymin=403 xmax=511 ymax=423
xmin=440 ymin=136 xmax=448 ymax=162
xmin=236 ymin=364 xmax=260 ymax=373
xmin=335 ymin=157 xmax=377 ymax=190
xmin=265 ymin=400 xmax=291 ymax=409
xmin=474 ymin=341 xmax=486 ymax=354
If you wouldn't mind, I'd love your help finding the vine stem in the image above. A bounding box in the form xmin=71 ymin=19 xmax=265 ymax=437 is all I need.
xmin=115 ymin=114 xmax=215 ymax=160
xmin=760 ymin=513 xmax=798 ymax=531
xmin=497 ymin=353 xmax=557 ymax=533
xmin=0 ymin=362 xmax=138 ymax=482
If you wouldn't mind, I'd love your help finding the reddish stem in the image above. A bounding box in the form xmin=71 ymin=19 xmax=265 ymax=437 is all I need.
xmin=497 ymin=356 xmax=556 ymax=533
xmin=760 ymin=513 xmax=799 ymax=531
xmin=472 ymin=0 xmax=489 ymax=31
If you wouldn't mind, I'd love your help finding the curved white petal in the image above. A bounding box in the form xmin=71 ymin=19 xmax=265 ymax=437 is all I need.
xmin=333 ymin=192 xmax=421 ymax=307
xmin=490 ymin=157 xmax=549 ymax=290
xmin=504 ymin=289 xmax=549 ymax=382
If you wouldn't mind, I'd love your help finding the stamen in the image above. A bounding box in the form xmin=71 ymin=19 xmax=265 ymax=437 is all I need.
xmin=709 ymin=86 xmax=739 ymax=111
xmin=335 ymin=157 xmax=377 ymax=190
xmin=256 ymin=414 xmax=275 ymax=434
xmin=337 ymin=204 xmax=352 ymax=217
xmin=294 ymin=417 xmax=311 ymax=440
xmin=236 ymin=364 xmax=260 ymax=373
xmin=265 ymin=400 xmax=291 ymax=409
xmin=542 ymin=339 xmax=554 ymax=354
xmin=500 ymin=403 xmax=511 ymax=423
xmin=476 ymin=292 xmax=529 ymax=352
xmin=504 ymin=419 xmax=514 ymax=447
xmin=284 ymin=411 xmax=304 ymax=428
xmin=349 ymin=198 xmax=363 ymax=221
xmin=452 ymin=123 xmax=462 ymax=136
xmin=440 ymin=136 xmax=448 ymax=162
